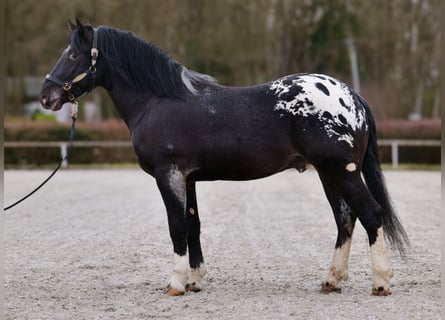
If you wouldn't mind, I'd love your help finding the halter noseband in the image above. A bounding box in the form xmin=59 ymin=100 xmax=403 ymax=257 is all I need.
xmin=45 ymin=29 xmax=99 ymax=103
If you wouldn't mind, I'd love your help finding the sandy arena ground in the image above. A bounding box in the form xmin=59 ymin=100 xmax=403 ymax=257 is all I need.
xmin=4 ymin=169 xmax=441 ymax=319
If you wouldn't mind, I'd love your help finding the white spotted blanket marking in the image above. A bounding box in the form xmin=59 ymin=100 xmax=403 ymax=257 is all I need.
xmin=270 ymin=74 xmax=367 ymax=147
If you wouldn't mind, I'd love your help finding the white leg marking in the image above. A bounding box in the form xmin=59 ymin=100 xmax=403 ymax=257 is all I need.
xmin=188 ymin=263 xmax=206 ymax=291
xmin=345 ymin=162 xmax=357 ymax=172
xmin=323 ymin=237 xmax=352 ymax=289
xmin=168 ymin=166 xmax=186 ymax=204
xmin=169 ymin=253 xmax=190 ymax=293
xmin=370 ymin=227 xmax=394 ymax=291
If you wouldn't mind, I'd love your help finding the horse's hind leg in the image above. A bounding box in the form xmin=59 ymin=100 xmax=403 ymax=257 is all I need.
xmin=321 ymin=166 xmax=394 ymax=296
xmin=185 ymin=181 xmax=206 ymax=292
xmin=318 ymin=172 xmax=357 ymax=293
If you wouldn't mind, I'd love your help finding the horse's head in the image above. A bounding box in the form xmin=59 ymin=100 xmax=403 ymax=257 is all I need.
xmin=40 ymin=18 xmax=98 ymax=111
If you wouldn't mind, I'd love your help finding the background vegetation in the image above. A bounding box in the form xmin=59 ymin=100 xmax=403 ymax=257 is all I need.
xmin=5 ymin=0 xmax=441 ymax=119
xmin=4 ymin=0 xmax=441 ymax=166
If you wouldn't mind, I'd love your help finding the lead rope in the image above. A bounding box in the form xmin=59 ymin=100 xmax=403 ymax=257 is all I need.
xmin=4 ymin=104 xmax=78 ymax=211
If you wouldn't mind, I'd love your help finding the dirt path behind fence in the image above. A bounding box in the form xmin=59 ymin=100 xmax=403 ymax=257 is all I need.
xmin=4 ymin=169 xmax=441 ymax=320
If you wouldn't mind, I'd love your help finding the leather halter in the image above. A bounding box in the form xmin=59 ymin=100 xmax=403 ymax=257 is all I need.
xmin=45 ymin=29 xmax=99 ymax=103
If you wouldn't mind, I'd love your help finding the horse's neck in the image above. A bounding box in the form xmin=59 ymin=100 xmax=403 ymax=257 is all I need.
xmin=105 ymin=81 xmax=152 ymax=131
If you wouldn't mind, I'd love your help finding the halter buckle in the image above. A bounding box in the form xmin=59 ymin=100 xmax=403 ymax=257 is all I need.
xmin=91 ymin=48 xmax=99 ymax=65
xmin=63 ymin=82 xmax=72 ymax=91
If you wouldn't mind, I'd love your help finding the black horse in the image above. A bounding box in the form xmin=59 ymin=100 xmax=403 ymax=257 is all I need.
xmin=40 ymin=19 xmax=408 ymax=296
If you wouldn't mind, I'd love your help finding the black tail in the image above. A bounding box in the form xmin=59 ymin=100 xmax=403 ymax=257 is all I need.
xmin=358 ymin=95 xmax=410 ymax=256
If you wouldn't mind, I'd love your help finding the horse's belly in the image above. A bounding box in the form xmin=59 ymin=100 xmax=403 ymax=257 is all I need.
xmin=192 ymin=149 xmax=304 ymax=181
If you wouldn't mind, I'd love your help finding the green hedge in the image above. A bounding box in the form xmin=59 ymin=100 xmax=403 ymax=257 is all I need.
xmin=5 ymin=119 xmax=130 ymax=141
xmin=4 ymin=119 xmax=441 ymax=166
xmin=5 ymin=120 xmax=136 ymax=166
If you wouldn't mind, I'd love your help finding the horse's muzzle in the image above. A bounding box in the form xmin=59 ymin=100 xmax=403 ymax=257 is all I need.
xmin=39 ymin=84 xmax=64 ymax=111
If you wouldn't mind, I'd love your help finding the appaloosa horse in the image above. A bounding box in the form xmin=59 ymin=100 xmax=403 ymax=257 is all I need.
xmin=40 ymin=19 xmax=409 ymax=296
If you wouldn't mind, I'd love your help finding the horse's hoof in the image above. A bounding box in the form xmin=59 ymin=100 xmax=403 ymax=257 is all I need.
xmin=321 ymin=282 xmax=342 ymax=294
xmin=372 ymin=286 xmax=392 ymax=296
xmin=164 ymin=286 xmax=185 ymax=296
xmin=185 ymin=282 xmax=202 ymax=292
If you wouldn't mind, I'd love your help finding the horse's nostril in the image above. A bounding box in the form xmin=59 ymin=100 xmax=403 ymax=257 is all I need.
xmin=39 ymin=94 xmax=48 ymax=107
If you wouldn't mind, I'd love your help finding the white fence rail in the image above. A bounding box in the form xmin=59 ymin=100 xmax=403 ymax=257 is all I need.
xmin=5 ymin=139 xmax=441 ymax=168
xmin=378 ymin=139 xmax=441 ymax=168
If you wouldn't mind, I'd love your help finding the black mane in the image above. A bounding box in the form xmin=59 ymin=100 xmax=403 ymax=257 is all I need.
xmin=94 ymin=26 xmax=215 ymax=97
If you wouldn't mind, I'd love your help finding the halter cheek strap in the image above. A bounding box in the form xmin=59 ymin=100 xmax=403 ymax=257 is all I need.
xmin=45 ymin=29 xmax=99 ymax=103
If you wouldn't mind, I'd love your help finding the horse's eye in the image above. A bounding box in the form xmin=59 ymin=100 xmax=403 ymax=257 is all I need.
xmin=68 ymin=52 xmax=79 ymax=61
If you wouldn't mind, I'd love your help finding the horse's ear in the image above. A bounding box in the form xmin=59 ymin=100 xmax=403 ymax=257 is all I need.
xmin=68 ymin=20 xmax=76 ymax=32
xmin=75 ymin=17 xmax=86 ymax=35
xmin=74 ymin=17 xmax=94 ymax=40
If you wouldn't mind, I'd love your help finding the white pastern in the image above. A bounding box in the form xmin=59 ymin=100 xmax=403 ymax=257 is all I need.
xmin=370 ymin=227 xmax=394 ymax=290
xmin=188 ymin=263 xmax=206 ymax=290
xmin=270 ymin=74 xmax=368 ymax=147
xmin=169 ymin=253 xmax=190 ymax=292
xmin=324 ymin=237 xmax=352 ymax=288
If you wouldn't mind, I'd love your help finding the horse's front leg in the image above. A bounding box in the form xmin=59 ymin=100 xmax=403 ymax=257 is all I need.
xmin=185 ymin=181 xmax=206 ymax=292
xmin=156 ymin=167 xmax=189 ymax=296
